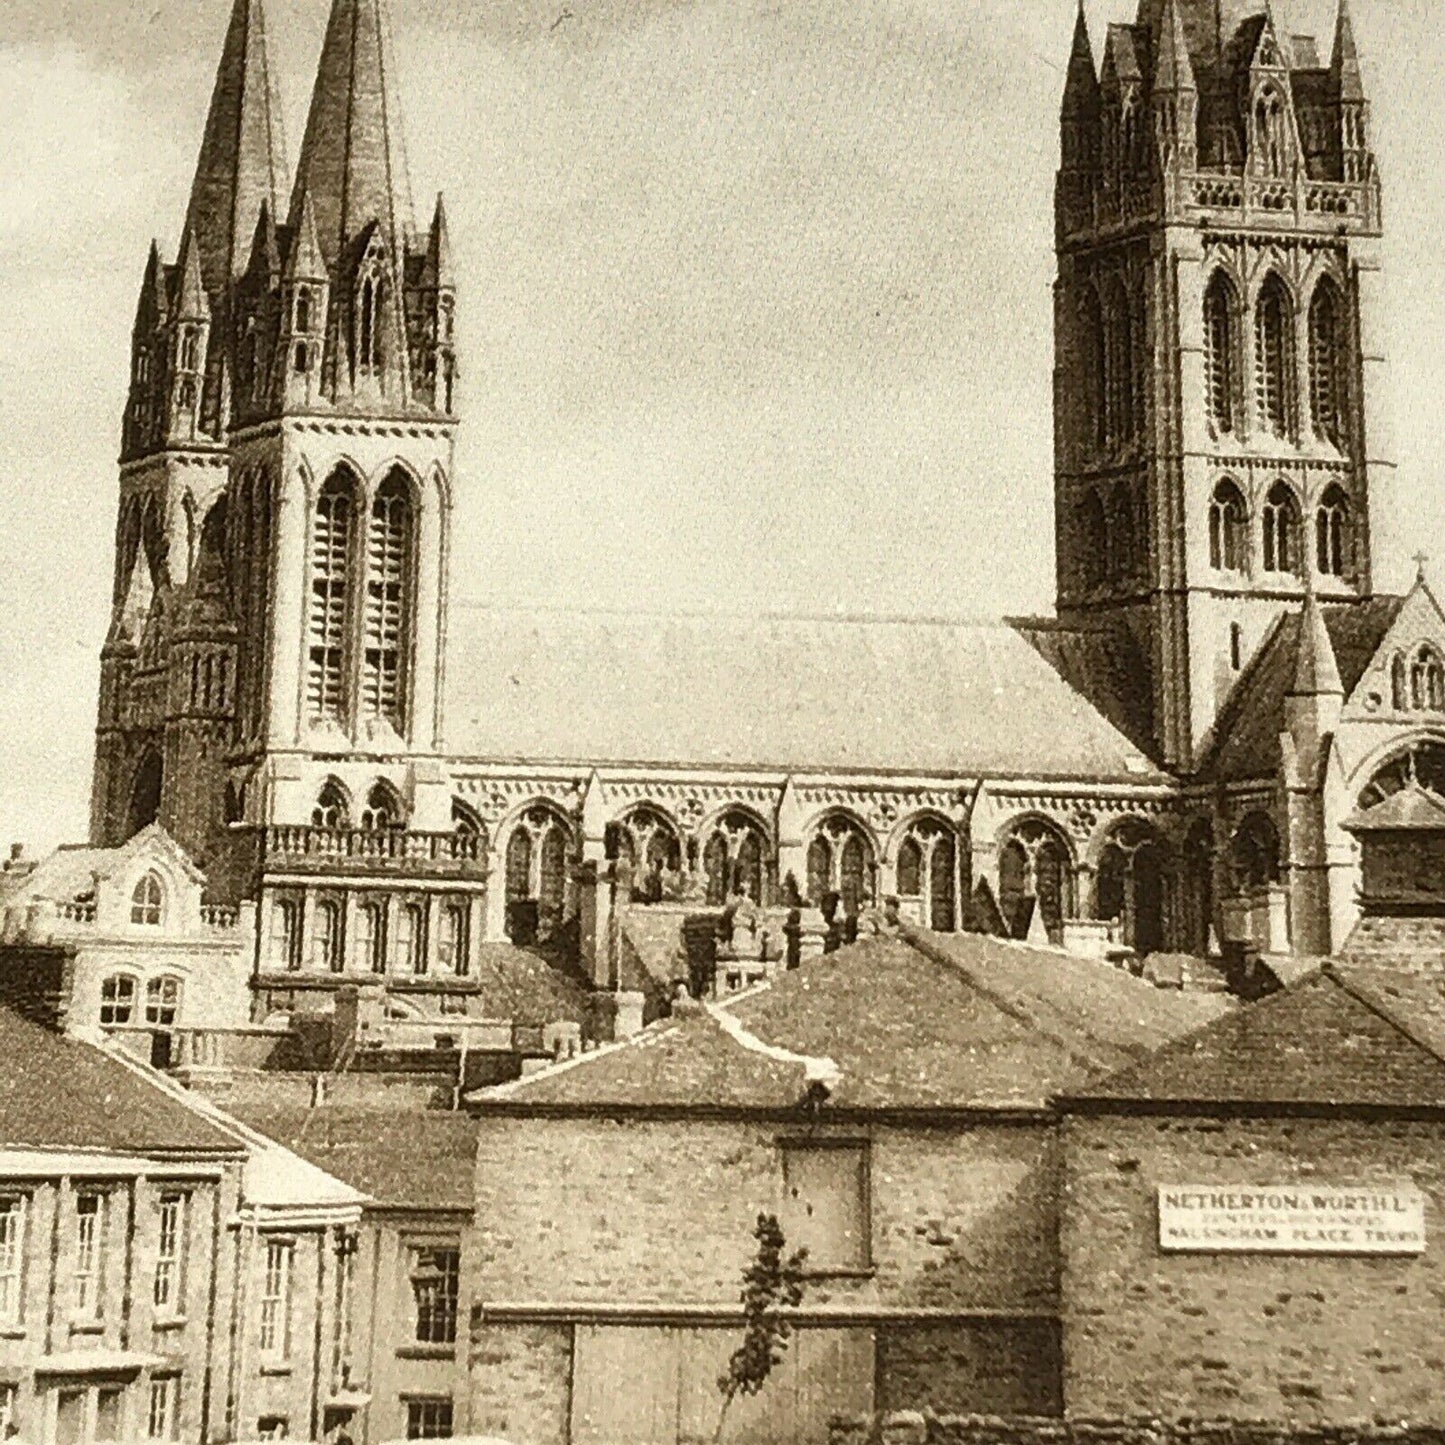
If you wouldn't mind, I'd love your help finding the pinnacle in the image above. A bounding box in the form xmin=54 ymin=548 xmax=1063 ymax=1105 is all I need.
xmin=184 ymin=0 xmax=288 ymax=300
xmin=424 ymin=194 xmax=453 ymax=289
xmin=286 ymin=190 xmax=327 ymax=283
xmin=1291 ymin=589 xmax=1343 ymax=699
xmin=1153 ymin=0 xmax=1197 ymax=92
xmin=290 ymin=0 xmax=416 ymax=271
xmin=1332 ymin=0 xmax=1364 ymax=101
xmin=1062 ymin=0 xmax=1100 ymax=114
xmin=176 ymin=224 xmax=211 ymax=321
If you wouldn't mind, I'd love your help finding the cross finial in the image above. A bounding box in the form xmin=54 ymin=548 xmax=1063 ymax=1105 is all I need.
xmin=1415 ymin=551 xmax=1430 ymax=583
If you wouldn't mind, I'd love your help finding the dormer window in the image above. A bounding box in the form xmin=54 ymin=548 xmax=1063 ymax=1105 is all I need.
xmin=131 ymin=873 xmax=164 ymax=927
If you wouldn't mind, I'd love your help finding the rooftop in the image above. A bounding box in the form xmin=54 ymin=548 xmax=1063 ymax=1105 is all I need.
xmin=445 ymin=609 xmax=1163 ymax=783
xmin=233 ymin=1104 xmax=478 ymax=1212
xmin=472 ymin=928 xmax=1230 ymax=1114
xmin=0 ymin=1007 xmax=240 ymax=1156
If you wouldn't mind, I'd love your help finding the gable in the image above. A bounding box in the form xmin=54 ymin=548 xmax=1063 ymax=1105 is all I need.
xmin=1341 ymin=584 xmax=1445 ymax=724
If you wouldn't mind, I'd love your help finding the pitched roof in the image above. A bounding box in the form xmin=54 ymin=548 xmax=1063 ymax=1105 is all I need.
xmin=0 ymin=1008 xmax=239 ymax=1155
xmin=232 ymin=1104 xmax=478 ymax=1212
xmin=290 ymin=0 xmax=415 ymax=270
xmin=1062 ymin=967 xmax=1445 ymax=1112
xmin=475 ymin=930 xmax=1229 ymax=1113
xmin=184 ymin=0 xmax=288 ymax=299
xmin=1203 ymin=596 xmax=1403 ymax=783
xmin=472 ymin=943 xmax=593 ymax=1026
xmin=0 ymin=827 xmax=203 ymax=908
xmin=446 ymin=609 xmax=1162 ymax=782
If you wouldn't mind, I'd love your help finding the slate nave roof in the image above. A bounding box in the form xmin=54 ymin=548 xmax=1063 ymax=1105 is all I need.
xmin=443 ymin=607 xmax=1164 ymax=783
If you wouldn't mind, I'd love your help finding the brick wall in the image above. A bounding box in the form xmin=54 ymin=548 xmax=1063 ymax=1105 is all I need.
xmin=1062 ymin=1114 xmax=1445 ymax=1423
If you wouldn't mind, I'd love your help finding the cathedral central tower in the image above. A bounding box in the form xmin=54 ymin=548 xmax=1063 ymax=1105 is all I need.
xmin=1053 ymin=0 xmax=1390 ymax=772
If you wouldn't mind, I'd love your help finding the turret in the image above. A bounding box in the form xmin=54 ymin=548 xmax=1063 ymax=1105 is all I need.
xmin=1060 ymin=4 xmax=1101 ymax=174
xmin=1285 ymin=588 xmax=1344 ymax=776
xmin=413 ymin=195 xmax=458 ymax=415
xmin=122 ymin=243 xmax=167 ymax=460
xmin=277 ymin=191 xmax=330 ymax=408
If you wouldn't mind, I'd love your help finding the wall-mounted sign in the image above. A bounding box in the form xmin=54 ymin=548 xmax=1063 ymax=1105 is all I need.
xmin=1157 ymin=1186 xmax=1426 ymax=1256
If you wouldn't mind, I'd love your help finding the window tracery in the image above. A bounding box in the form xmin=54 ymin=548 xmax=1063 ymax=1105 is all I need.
xmin=998 ymin=819 xmax=1073 ymax=943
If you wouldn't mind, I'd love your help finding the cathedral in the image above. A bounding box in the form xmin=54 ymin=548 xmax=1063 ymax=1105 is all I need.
xmin=84 ymin=0 xmax=1445 ymax=1018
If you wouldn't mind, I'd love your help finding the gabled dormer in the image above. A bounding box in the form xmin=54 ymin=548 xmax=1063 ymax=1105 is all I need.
xmin=1242 ymin=8 xmax=1303 ymax=179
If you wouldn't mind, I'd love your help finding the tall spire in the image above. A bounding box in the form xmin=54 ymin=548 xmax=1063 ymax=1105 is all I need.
xmin=290 ymin=0 xmax=416 ymax=270
xmin=184 ymin=0 xmax=288 ymax=301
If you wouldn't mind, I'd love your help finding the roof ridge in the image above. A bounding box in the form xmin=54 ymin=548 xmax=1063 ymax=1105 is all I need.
xmin=1325 ymin=965 xmax=1445 ymax=1075
xmin=451 ymin=599 xmax=1017 ymax=629
xmin=898 ymin=927 xmax=1125 ymax=1078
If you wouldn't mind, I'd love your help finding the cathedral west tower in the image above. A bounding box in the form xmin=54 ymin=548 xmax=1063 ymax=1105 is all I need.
xmin=1053 ymin=0 xmax=1392 ymax=772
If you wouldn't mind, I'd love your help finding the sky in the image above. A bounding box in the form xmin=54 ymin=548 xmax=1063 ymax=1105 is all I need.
xmin=0 ymin=0 xmax=1438 ymax=852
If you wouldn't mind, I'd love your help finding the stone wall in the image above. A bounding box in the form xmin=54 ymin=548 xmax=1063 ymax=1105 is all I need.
xmin=1062 ymin=1114 xmax=1445 ymax=1423
xmin=830 ymin=1416 xmax=1445 ymax=1445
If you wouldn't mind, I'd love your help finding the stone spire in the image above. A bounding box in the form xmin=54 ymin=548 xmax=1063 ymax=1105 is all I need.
xmin=183 ymin=0 xmax=289 ymax=301
xmin=1331 ymin=0 xmax=1364 ymax=102
xmin=1290 ymin=589 xmax=1343 ymax=699
xmin=423 ymin=194 xmax=454 ymax=290
xmin=175 ymin=224 xmax=211 ymax=323
xmin=289 ymin=0 xmax=416 ymax=270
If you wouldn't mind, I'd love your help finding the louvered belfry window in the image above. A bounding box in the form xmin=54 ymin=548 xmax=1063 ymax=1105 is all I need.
xmin=308 ymin=477 xmax=354 ymax=723
xmin=362 ymin=475 xmax=413 ymax=730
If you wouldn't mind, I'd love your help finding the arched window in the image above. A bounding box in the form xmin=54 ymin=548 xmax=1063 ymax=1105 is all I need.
xmin=504 ymin=807 xmax=572 ymax=943
xmin=271 ymin=897 xmax=302 ymax=972
xmin=1079 ymin=490 xmax=1108 ymax=588
xmin=390 ymin=900 xmax=425 ymax=973
xmin=702 ymin=811 xmax=769 ymax=906
xmin=1103 ymin=275 xmax=1135 ymax=446
xmin=609 ymin=808 xmax=683 ymax=903
xmin=893 ymin=818 xmax=958 ymax=933
xmin=100 ymin=975 xmax=137 ymax=1027
xmin=360 ymin=782 xmax=402 ymax=833
xmin=355 ymin=900 xmax=385 ymax=974
xmin=355 ymin=259 xmax=385 ymax=375
xmin=1392 ymin=654 xmax=1409 ymax=711
xmin=438 ymin=901 xmax=469 ymax=976
xmin=1229 ymin=813 xmax=1281 ymax=890
xmin=997 ymin=819 xmax=1074 ymax=943
xmin=1316 ymin=485 xmax=1349 ymax=578
xmin=1254 ymin=87 xmax=1289 ymax=177
xmin=1230 ymin=622 xmax=1244 ymax=672
xmin=145 ymin=977 xmax=181 ymax=1027
xmin=452 ymin=801 xmax=486 ymax=858
xmin=1209 ymin=480 xmax=1248 ymax=573
xmin=1095 ymin=820 xmax=1165 ymax=956
xmin=1309 ymin=279 xmax=1345 ymax=446
xmin=1359 ymin=742 xmax=1445 ymax=810
xmin=1409 ymin=646 xmax=1445 ymax=712
xmin=308 ymin=474 xmax=356 ymax=724
xmin=1262 ymin=482 xmax=1301 ymax=575
xmin=1255 ymin=276 xmax=1294 ymax=439
xmin=362 ymin=472 xmax=413 ymax=731
xmin=295 ymin=290 xmax=312 ymax=335
xmin=311 ymin=899 xmax=342 ymax=973
xmin=1204 ymin=273 xmax=1240 ymax=435
xmin=130 ymin=873 xmax=164 ymax=927
xmin=805 ymin=815 xmax=876 ymax=919
xmin=312 ymin=780 xmax=350 ymax=831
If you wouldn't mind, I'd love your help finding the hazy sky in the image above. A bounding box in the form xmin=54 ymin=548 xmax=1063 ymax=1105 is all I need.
xmin=0 ymin=0 xmax=1436 ymax=850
